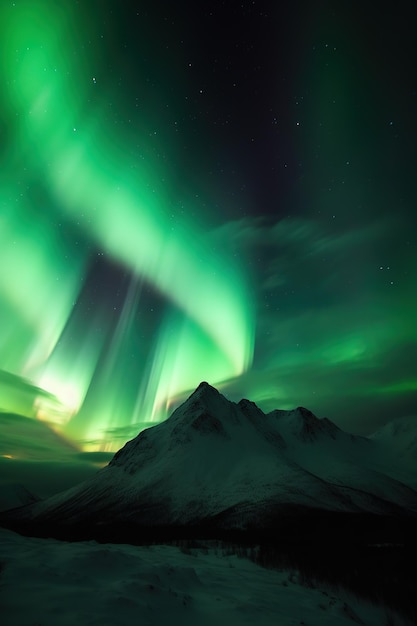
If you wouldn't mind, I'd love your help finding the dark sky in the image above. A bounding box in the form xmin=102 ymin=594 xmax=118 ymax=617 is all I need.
xmin=0 ymin=0 xmax=416 ymax=470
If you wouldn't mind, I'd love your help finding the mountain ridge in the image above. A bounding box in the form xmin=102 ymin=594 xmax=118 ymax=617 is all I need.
xmin=1 ymin=382 xmax=416 ymax=537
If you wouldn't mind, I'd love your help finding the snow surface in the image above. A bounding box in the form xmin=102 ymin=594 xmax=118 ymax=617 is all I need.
xmin=0 ymin=527 xmax=412 ymax=626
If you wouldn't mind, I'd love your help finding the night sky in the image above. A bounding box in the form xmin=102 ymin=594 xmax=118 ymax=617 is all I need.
xmin=1 ymin=0 xmax=416 ymax=470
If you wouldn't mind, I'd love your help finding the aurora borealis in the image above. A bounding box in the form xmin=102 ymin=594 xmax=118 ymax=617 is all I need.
xmin=1 ymin=0 xmax=416 ymax=466
xmin=0 ymin=0 xmax=254 ymax=451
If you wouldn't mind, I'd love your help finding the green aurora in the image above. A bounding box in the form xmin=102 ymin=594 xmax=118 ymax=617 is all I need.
xmin=0 ymin=1 xmax=254 ymax=450
xmin=0 ymin=1 xmax=416 ymax=458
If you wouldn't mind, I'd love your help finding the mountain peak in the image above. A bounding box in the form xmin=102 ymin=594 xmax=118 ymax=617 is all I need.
xmin=296 ymin=406 xmax=316 ymax=419
xmin=268 ymin=406 xmax=340 ymax=442
xmin=164 ymin=381 xmax=231 ymax=442
xmin=184 ymin=381 xmax=224 ymax=410
xmin=188 ymin=381 xmax=222 ymax=401
xmin=194 ymin=381 xmax=218 ymax=394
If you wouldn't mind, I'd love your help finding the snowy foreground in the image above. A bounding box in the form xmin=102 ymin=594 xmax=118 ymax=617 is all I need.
xmin=0 ymin=528 xmax=411 ymax=626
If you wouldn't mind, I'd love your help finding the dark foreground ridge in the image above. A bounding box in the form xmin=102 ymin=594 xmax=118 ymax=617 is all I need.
xmin=2 ymin=505 xmax=416 ymax=545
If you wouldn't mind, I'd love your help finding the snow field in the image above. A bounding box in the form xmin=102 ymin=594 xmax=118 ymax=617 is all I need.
xmin=0 ymin=528 xmax=412 ymax=626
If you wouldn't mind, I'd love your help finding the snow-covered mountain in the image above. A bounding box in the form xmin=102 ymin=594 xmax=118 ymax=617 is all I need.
xmin=370 ymin=415 xmax=417 ymax=458
xmin=2 ymin=383 xmax=417 ymax=533
xmin=368 ymin=416 xmax=417 ymax=490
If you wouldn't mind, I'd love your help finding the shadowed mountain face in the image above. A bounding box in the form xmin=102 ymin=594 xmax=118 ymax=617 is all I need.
xmin=2 ymin=382 xmax=417 ymax=535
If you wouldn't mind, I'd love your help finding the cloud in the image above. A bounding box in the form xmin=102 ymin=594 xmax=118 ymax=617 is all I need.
xmin=0 ymin=369 xmax=55 ymax=398
xmin=210 ymin=214 xmax=393 ymax=303
xmin=0 ymin=369 xmax=59 ymax=418
xmin=0 ymin=412 xmax=79 ymax=461
xmin=78 ymin=421 xmax=157 ymax=450
xmin=76 ymin=451 xmax=114 ymax=464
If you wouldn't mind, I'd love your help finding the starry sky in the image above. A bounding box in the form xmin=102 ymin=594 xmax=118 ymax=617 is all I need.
xmin=1 ymin=0 xmax=416 ymax=477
